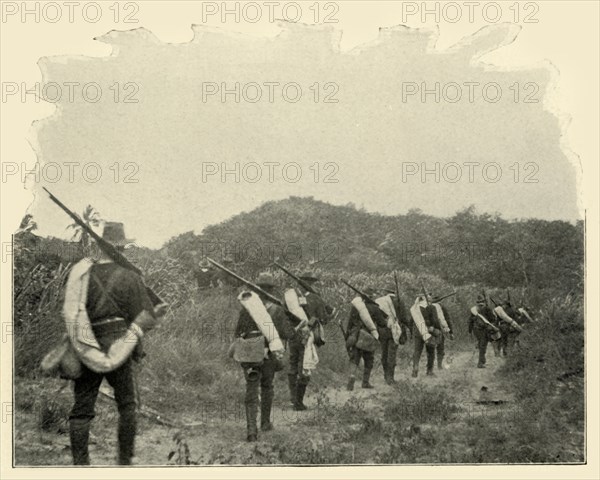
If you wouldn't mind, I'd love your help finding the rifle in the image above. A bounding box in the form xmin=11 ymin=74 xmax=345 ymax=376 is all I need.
xmin=420 ymin=279 xmax=431 ymax=305
xmin=393 ymin=271 xmax=401 ymax=304
xmin=43 ymin=187 xmax=162 ymax=306
xmin=482 ymin=288 xmax=490 ymax=308
xmin=394 ymin=270 xmax=413 ymax=340
xmin=274 ymin=262 xmax=318 ymax=295
xmin=336 ymin=318 xmax=353 ymax=359
xmin=340 ymin=278 xmax=388 ymax=319
xmin=337 ymin=318 xmax=347 ymax=338
xmin=274 ymin=262 xmax=335 ymax=325
xmin=207 ymin=257 xmax=307 ymax=328
xmin=432 ymin=291 xmax=457 ymax=303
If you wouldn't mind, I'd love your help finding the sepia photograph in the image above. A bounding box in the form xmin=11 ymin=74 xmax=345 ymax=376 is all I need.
xmin=1 ymin=0 xmax=598 ymax=476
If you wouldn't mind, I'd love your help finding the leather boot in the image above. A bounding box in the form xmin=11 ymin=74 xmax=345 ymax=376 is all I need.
xmin=69 ymin=418 xmax=91 ymax=465
xmin=294 ymin=382 xmax=308 ymax=411
xmin=362 ymin=368 xmax=374 ymax=388
xmin=437 ymin=355 xmax=444 ymax=370
xmin=245 ymin=403 xmax=258 ymax=441
xmin=386 ymin=365 xmax=396 ymax=385
xmin=260 ymin=388 xmax=274 ymax=431
xmin=411 ymin=362 xmax=419 ymax=378
xmin=117 ymin=405 xmax=136 ymax=465
xmin=287 ymin=374 xmax=297 ymax=406
xmin=347 ymin=376 xmax=355 ymax=391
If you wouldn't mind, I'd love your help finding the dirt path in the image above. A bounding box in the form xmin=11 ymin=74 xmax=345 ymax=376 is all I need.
xmin=15 ymin=346 xmax=515 ymax=465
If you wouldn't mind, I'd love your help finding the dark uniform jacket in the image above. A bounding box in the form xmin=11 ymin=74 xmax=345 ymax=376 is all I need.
xmin=194 ymin=267 xmax=214 ymax=289
xmin=393 ymin=296 xmax=409 ymax=328
xmin=85 ymin=262 xmax=155 ymax=349
xmin=235 ymin=299 xmax=291 ymax=343
xmin=468 ymin=305 xmax=496 ymax=334
xmin=347 ymin=302 xmax=387 ymax=338
xmin=415 ymin=304 xmax=440 ymax=330
xmin=303 ymin=292 xmax=330 ymax=325
xmin=433 ymin=303 xmax=453 ymax=334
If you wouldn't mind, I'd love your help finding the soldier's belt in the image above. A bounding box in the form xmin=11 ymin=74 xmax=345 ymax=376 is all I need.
xmin=91 ymin=317 xmax=127 ymax=337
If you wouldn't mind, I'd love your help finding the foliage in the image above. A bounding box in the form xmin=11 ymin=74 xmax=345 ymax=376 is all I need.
xmin=67 ymin=204 xmax=102 ymax=247
xmin=11 ymin=197 xmax=585 ymax=464
xmin=163 ymin=198 xmax=583 ymax=292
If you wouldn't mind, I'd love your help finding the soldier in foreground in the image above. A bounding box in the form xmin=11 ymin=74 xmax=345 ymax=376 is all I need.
xmin=65 ymin=222 xmax=161 ymax=465
xmin=345 ymin=287 xmax=387 ymax=390
xmin=233 ymin=273 xmax=288 ymax=442
xmin=468 ymin=294 xmax=501 ymax=368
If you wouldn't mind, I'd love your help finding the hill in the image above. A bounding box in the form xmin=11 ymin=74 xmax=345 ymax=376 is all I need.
xmin=11 ymin=197 xmax=585 ymax=465
xmin=163 ymin=196 xmax=583 ymax=292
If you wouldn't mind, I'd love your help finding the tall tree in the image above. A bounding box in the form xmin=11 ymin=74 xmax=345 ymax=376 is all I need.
xmin=16 ymin=214 xmax=37 ymax=233
xmin=67 ymin=205 xmax=101 ymax=247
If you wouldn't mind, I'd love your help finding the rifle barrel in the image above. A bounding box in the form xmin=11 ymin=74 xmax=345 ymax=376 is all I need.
xmin=207 ymin=258 xmax=282 ymax=306
xmin=207 ymin=257 xmax=308 ymax=325
xmin=341 ymin=279 xmax=373 ymax=303
xmin=43 ymin=187 xmax=162 ymax=305
xmin=341 ymin=278 xmax=388 ymax=319
xmin=274 ymin=262 xmax=318 ymax=295
xmin=433 ymin=291 xmax=457 ymax=303
xmin=420 ymin=279 xmax=431 ymax=305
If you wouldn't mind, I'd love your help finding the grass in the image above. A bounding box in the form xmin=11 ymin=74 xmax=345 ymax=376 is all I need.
xmin=12 ymin=244 xmax=585 ymax=464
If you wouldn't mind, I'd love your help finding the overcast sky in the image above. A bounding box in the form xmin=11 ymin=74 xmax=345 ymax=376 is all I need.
xmin=28 ymin=22 xmax=579 ymax=248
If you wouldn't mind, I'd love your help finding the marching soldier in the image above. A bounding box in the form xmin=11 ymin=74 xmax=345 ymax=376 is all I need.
xmin=234 ymin=273 xmax=289 ymax=442
xmin=214 ymin=254 xmax=237 ymax=288
xmin=516 ymin=303 xmax=534 ymax=325
xmin=345 ymin=287 xmax=387 ymax=390
xmin=493 ymin=297 xmax=524 ymax=357
xmin=286 ymin=270 xmax=331 ymax=411
xmin=410 ymin=293 xmax=440 ymax=377
xmin=497 ymin=299 xmax=517 ymax=356
xmin=194 ymin=257 xmax=215 ymax=290
xmin=66 ymin=222 xmax=162 ymax=465
xmin=468 ymin=294 xmax=500 ymax=368
xmin=430 ymin=294 xmax=454 ymax=370
xmin=382 ymin=287 xmax=411 ymax=342
xmin=376 ymin=288 xmax=408 ymax=385
xmin=393 ymin=290 xmax=412 ymax=343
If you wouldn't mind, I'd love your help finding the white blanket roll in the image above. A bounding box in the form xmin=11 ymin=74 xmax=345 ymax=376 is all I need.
xmin=284 ymin=288 xmax=318 ymax=373
xmin=351 ymin=296 xmax=377 ymax=333
xmin=494 ymin=306 xmax=523 ymax=332
xmin=410 ymin=298 xmax=432 ymax=342
xmin=518 ymin=307 xmax=533 ymax=322
xmin=284 ymin=288 xmax=309 ymax=328
xmin=376 ymin=294 xmax=402 ymax=344
xmin=238 ymin=291 xmax=284 ymax=353
xmin=375 ymin=295 xmax=397 ymax=328
xmin=433 ymin=303 xmax=450 ymax=334
xmin=63 ymin=258 xmax=141 ymax=373
xmin=471 ymin=306 xmax=500 ymax=331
